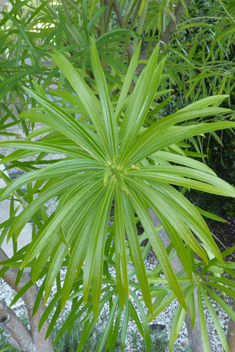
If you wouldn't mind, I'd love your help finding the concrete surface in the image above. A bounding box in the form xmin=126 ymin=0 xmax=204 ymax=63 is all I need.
xmin=0 ymin=164 xmax=32 ymax=258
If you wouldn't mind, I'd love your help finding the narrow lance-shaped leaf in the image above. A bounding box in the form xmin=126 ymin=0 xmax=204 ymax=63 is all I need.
xmin=90 ymin=38 xmax=118 ymax=158
xmin=50 ymin=50 xmax=112 ymax=158
xmin=83 ymin=179 xmax=114 ymax=319
xmin=114 ymin=184 xmax=129 ymax=309
xmin=151 ymin=151 xmax=216 ymax=175
xmin=125 ymin=181 xmax=189 ymax=312
xmin=115 ymin=41 xmax=141 ymax=121
xmin=128 ymin=165 xmax=235 ymax=198
xmin=119 ymin=45 xmax=167 ymax=163
xmin=126 ymin=176 xmax=219 ymax=262
xmin=200 ymin=284 xmax=230 ymax=352
xmin=169 ymin=284 xmax=196 ymax=351
xmin=59 ymin=185 xmax=108 ymax=308
xmin=22 ymin=90 xmax=108 ymax=162
xmin=127 ymin=120 xmax=235 ymax=166
xmin=21 ymin=178 xmax=104 ymax=268
xmin=0 ymin=159 xmax=105 ymax=201
xmin=121 ymin=191 xmax=153 ymax=314
xmin=0 ymin=140 xmax=89 ymax=161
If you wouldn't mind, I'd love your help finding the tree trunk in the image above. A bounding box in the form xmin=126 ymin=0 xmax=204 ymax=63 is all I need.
xmin=227 ymin=300 xmax=235 ymax=351
xmin=135 ymin=0 xmax=189 ymax=75
xmin=160 ymin=0 xmax=189 ymax=46
xmin=148 ymin=209 xmax=209 ymax=352
xmin=0 ymin=248 xmax=54 ymax=352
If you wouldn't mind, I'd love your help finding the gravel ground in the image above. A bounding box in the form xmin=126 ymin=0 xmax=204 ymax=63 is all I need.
xmin=0 ymin=253 xmax=229 ymax=352
xmin=0 ymin=126 xmax=231 ymax=351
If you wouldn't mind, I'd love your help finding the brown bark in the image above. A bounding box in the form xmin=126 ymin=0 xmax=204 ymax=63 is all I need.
xmin=0 ymin=299 xmax=34 ymax=352
xmin=112 ymin=0 xmax=134 ymax=62
xmin=0 ymin=300 xmax=33 ymax=352
xmin=227 ymin=300 xmax=235 ymax=351
xmin=160 ymin=0 xmax=189 ymax=46
xmin=135 ymin=0 xmax=189 ymax=76
xmin=148 ymin=209 xmax=209 ymax=352
xmin=0 ymin=248 xmax=54 ymax=352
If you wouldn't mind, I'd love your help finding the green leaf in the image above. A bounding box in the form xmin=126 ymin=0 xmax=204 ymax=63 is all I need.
xmin=0 ymin=140 xmax=89 ymax=161
xmin=50 ymin=50 xmax=112 ymax=159
xmin=148 ymin=292 xmax=176 ymax=321
xmin=90 ymin=38 xmax=118 ymax=158
xmin=194 ymin=206 xmax=227 ymax=222
xmin=21 ymin=178 xmax=103 ymax=269
xmin=123 ymin=109 xmax=232 ymax=167
xmin=115 ymin=41 xmax=141 ymax=121
xmin=121 ymin=296 xmax=129 ymax=351
xmin=128 ymin=165 xmax=235 ymax=198
xmin=119 ymin=44 xmax=166 ymax=162
xmin=95 ymin=29 xmax=136 ymax=47
xmin=83 ymin=179 xmax=114 ymax=319
xmin=21 ymin=90 xmax=107 ymax=162
xmin=130 ymin=290 xmax=151 ymax=352
xmin=0 ymin=159 xmax=104 ymax=202
xmin=96 ymin=297 xmax=119 ymax=352
xmin=169 ymin=284 xmax=196 ymax=351
xmin=204 ymin=285 xmax=235 ymax=322
xmin=125 ymin=181 xmax=190 ymax=311
xmin=200 ymin=284 xmax=230 ymax=352
xmin=114 ymin=184 xmax=129 ymax=308
xmin=121 ymin=192 xmax=153 ymax=314
xmin=87 ymin=6 xmax=106 ymax=33
xmin=151 ymin=151 xmax=215 ymax=175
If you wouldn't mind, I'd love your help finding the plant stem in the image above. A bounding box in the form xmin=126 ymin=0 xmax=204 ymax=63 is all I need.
xmin=64 ymin=0 xmax=100 ymax=31
xmin=0 ymin=299 xmax=33 ymax=352
xmin=160 ymin=0 xmax=189 ymax=46
xmin=40 ymin=0 xmax=59 ymax=20
xmin=104 ymin=0 xmax=114 ymax=33
xmin=121 ymin=0 xmax=142 ymax=62
xmin=61 ymin=0 xmax=72 ymax=25
xmin=123 ymin=0 xmax=136 ymax=28
xmin=132 ymin=0 xmax=149 ymax=50
xmin=0 ymin=249 xmax=54 ymax=352
xmin=218 ymin=0 xmax=235 ymax=26
xmin=112 ymin=0 xmax=134 ymax=62
xmin=100 ymin=0 xmax=105 ymax=36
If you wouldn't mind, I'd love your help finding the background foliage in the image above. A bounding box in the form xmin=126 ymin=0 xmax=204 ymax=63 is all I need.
xmin=1 ymin=1 xmax=235 ymax=352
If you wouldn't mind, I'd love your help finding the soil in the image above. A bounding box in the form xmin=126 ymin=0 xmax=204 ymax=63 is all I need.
xmin=207 ymin=216 xmax=235 ymax=261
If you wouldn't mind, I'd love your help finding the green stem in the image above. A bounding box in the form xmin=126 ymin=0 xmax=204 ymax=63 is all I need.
xmin=104 ymin=0 xmax=114 ymax=32
xmin=64 ymin=0 xmax=100 ymax=31
xmin=218 ymin=0 xmax=235 ymax=26
xmin=99 ymin=0 xmax=107 ymax=69
xmin=123 ymin=1 xmax=137 ymax=28
xmin=61 ymin=0 xmax=72 ymax=25
xmin=132 ymin=0 xmax=149 ymax=50
xmin=100 ymin=0 xmax=105 ymax=35
xmin=121 ymin=0 xmax=142 ymax=62
xmin=165 ymin=63 xmax=234 ymax=79
xmin=39 ymin=0 xmax=59 ymax=20
xmin=66 ymin=24 xmax=81 ymax=46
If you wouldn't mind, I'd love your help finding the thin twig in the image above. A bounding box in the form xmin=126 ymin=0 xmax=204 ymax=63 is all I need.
xmin=112 ymin=0 xmax=134 ymax=62
xmin=160 ymin=0 xmax=189 ymax=46
xmin=100 ymin=0 xmax=105 ymax=35
xmin=123 ymin=1 xmax=137 ymax=28
xmin=132 ymin=0 xmax=149 ymax=50
xmin=121 ymin=0 xmax=142 ymax=62
xmin=64 ymin=0 xmax=100 ymax=31
xmin=218 ymin=0 xmax=235 ymax=26
xmin=104 ymin=0 xmax=114 ymax=32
